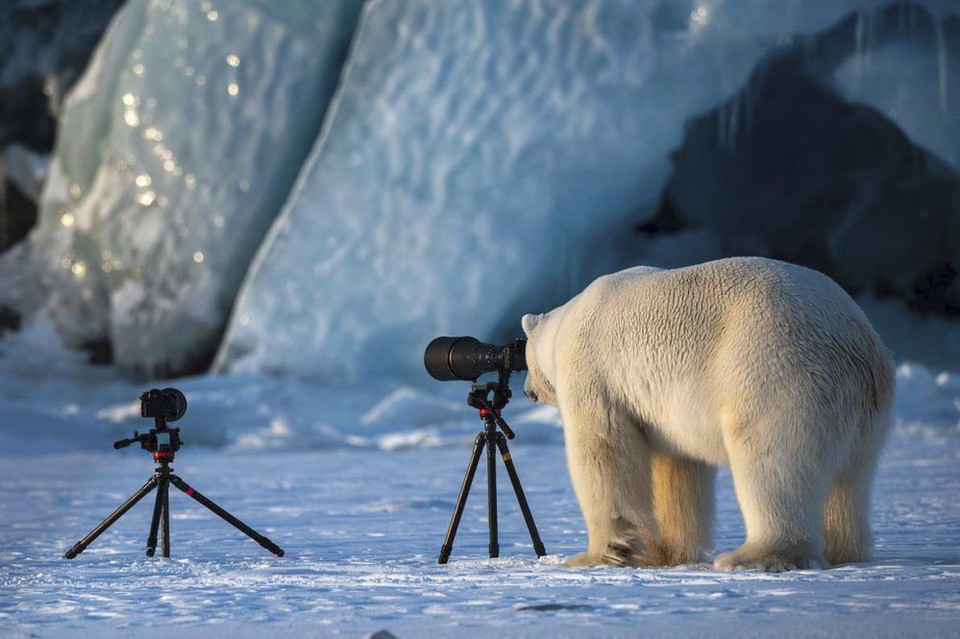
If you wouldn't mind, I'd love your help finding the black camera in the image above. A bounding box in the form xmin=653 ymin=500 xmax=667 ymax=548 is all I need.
xmin=424 ymin=336 xmax=527 ymax=381
xmin=139 ymin=387 xmax=187 ymax=422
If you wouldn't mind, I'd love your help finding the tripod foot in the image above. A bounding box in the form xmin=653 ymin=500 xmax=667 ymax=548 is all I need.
xmin=438 ymin=544 xmax=453 ymax=565
xmin=63 ymin=545 xmax=82 ymax=560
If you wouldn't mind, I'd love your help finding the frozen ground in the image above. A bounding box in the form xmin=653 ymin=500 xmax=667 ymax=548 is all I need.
xmin=3 ymin=1 xmax=959 ymax=636
xmin=1 ymin=330 xmax=959 ymax=638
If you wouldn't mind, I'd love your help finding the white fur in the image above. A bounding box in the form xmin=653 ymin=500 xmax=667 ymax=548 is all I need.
xmin=522 ymin=257 xmax=894 ymax=571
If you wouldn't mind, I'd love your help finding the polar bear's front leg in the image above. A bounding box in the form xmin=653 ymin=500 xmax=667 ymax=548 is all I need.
xmin=560 ymin=395 xmax=658 ymax=568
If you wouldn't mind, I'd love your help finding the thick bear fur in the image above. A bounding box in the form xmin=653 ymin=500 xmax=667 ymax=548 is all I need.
xmin=521 ymin=257 xmax=894 ymax=572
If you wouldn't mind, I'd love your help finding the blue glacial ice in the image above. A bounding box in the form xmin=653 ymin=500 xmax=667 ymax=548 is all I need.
xmin=2 ymin=0 xmax=957 ymax=380
xmin=216 ymin=0 xmax=915 ymax=381
xmin=2 ymin=0 xmax=362 ymax=376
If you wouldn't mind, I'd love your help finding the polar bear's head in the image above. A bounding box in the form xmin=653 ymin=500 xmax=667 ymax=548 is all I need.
xmin=521 ymin=312 xmax=557 ymax=406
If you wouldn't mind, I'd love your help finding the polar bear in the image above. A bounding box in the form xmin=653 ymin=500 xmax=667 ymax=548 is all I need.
xmin=522 ymin=257 xmax=894 ymax=572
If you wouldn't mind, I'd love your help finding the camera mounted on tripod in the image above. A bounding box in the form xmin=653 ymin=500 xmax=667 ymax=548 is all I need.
xmin=424 ymin=336 xmax=527 ymax=438
xmin=113 ymin=388 xmax=188 ymax=463
xmin=64 ymin=386 xmax=284 ymax=560
xmin=423 ymin=334 xmax=545 ymax=563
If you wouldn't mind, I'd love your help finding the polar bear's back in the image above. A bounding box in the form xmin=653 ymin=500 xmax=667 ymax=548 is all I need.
xmin=565 ymin=257 xmax=894 ymax=463
xmin=577 ymin=257 xmax=867 ymax=353
xmin=578 ymin=257 xmax=883 ymax=366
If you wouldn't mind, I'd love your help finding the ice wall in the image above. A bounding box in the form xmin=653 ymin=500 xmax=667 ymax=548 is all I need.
xmin=3 ymin=0 xmax=363 ymax=376
xmin=5 ymin=0 xmax=957 ymax=381
xmin=215 ymin=0 xmax=655 ymax=380
xmin=831 ymin=5 xmax=960 ymax=170
xmin=216 ymin=0 xmax=897 ymax=381
xmin=652 ymin=2 xmax=960 ymax=323
xmin=0 ymin=0 xmax=126 ymax=253
xmin=0 ymin=0 xmax=126 ymax=147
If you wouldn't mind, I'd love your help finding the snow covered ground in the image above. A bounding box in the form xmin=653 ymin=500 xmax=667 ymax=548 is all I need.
xmin=1 ymin=327 xmax=959 ymax=638
xmin=3 ymin=1 xmax=959 ymax=636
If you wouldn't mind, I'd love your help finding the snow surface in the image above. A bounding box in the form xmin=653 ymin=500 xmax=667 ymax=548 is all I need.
xmin=1 ymin=322 xmax=959 ymax=638
xmin=2 ymin=1 xmax=960 ymax=636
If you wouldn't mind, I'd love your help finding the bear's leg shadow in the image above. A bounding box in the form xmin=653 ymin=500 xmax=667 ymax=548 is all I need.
xmin=652 ymin=454 xmax=715 ymax=565
xmin=561 ymin=396 xmax=658 ymax=568
xmin=716 ymin=434 xmax=830 ymax=572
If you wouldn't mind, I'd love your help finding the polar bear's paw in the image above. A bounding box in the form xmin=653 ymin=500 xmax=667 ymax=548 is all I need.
xmin=566 ymin=551 xmax=607 ymax=568
xmin=714 ymin=544 xmax=826 ymax=572
xmin=654 ymin=542 xmax=711 ymax=567
xmin=566 ymin=534 xmax=659 ymax=568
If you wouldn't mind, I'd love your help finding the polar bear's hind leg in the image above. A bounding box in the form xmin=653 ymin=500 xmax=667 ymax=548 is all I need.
xmin=652 ymin=455 xmax=715 ymax=565
xmin=823 ymin=413 xmax=888 ymax=565
xmin=823 ymin=461 xmax=873 ymax=565
xmin=715 ymin=414 xmax=832 ymax=572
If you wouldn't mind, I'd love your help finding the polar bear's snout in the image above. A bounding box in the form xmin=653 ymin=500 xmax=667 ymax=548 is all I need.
xmin=521 ymin=358 xmax=556 ymax=405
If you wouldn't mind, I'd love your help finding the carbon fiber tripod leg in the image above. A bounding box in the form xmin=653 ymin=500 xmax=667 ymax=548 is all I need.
xmin=486 ymin=434 xmax=499 ymax=558
xmin=168 ymin=475 xmax=284 ymax=557
xmin=160 ymin=477 xmax=171 ymax=557
xmin=438 ymin=432 xmax=487 ymax=564
xmin=64 ymin=476 xmax=159 ymax=559
xmin=495 ymin=433 xmax=546 ymax=557
xmin=146 ymin=477 xmax=165 ymax=557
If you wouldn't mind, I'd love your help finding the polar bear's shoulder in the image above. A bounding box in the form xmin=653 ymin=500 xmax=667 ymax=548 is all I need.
xmin=590 ymin=257 xmax=839 ymax=298
xmin=566 ymin=257 xmax=853 ymax=331
xmin=578 ymin=264 xmax=665 ymax=299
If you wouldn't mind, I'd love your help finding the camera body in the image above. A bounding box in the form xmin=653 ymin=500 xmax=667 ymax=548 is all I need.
xmin=424 ymin=336 xmax=527 ymax=381
xmin=139 ymin=387 xmax=187 ymax=422
xmin=114 ymin=387 xmax=188 ymax=454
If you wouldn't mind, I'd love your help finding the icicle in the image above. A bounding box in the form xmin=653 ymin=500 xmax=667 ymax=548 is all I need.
xmin=853 ymin=7 xmax=865 ymax=87
xmin=715 ymin=89 xmax=744 ymax=155
xmin=726 ymin=93 xmax=740 ymax=154
xmin=934 ymin=13 xmax=948 ymax=115
xmin=852 ymin=5 xmax=876 ymax=92
xmin=742 ymin=74 xmax=756 ymax=142
xmin=717 ymin=100 xmax=727 ymax=150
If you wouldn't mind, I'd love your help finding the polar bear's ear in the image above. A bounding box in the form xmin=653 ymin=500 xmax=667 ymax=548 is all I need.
xmin=521 ymin=313 xmax=541 ymax=336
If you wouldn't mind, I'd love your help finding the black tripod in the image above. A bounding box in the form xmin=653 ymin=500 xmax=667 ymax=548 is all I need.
xmin=438 ymin=368 xmax=546 ymax=564
xmin=64 ymin=416 xmax=284 ymax=559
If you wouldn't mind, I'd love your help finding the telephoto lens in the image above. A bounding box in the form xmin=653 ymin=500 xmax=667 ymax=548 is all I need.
xmin=424 ymin=336 xmax=526 ymax=381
